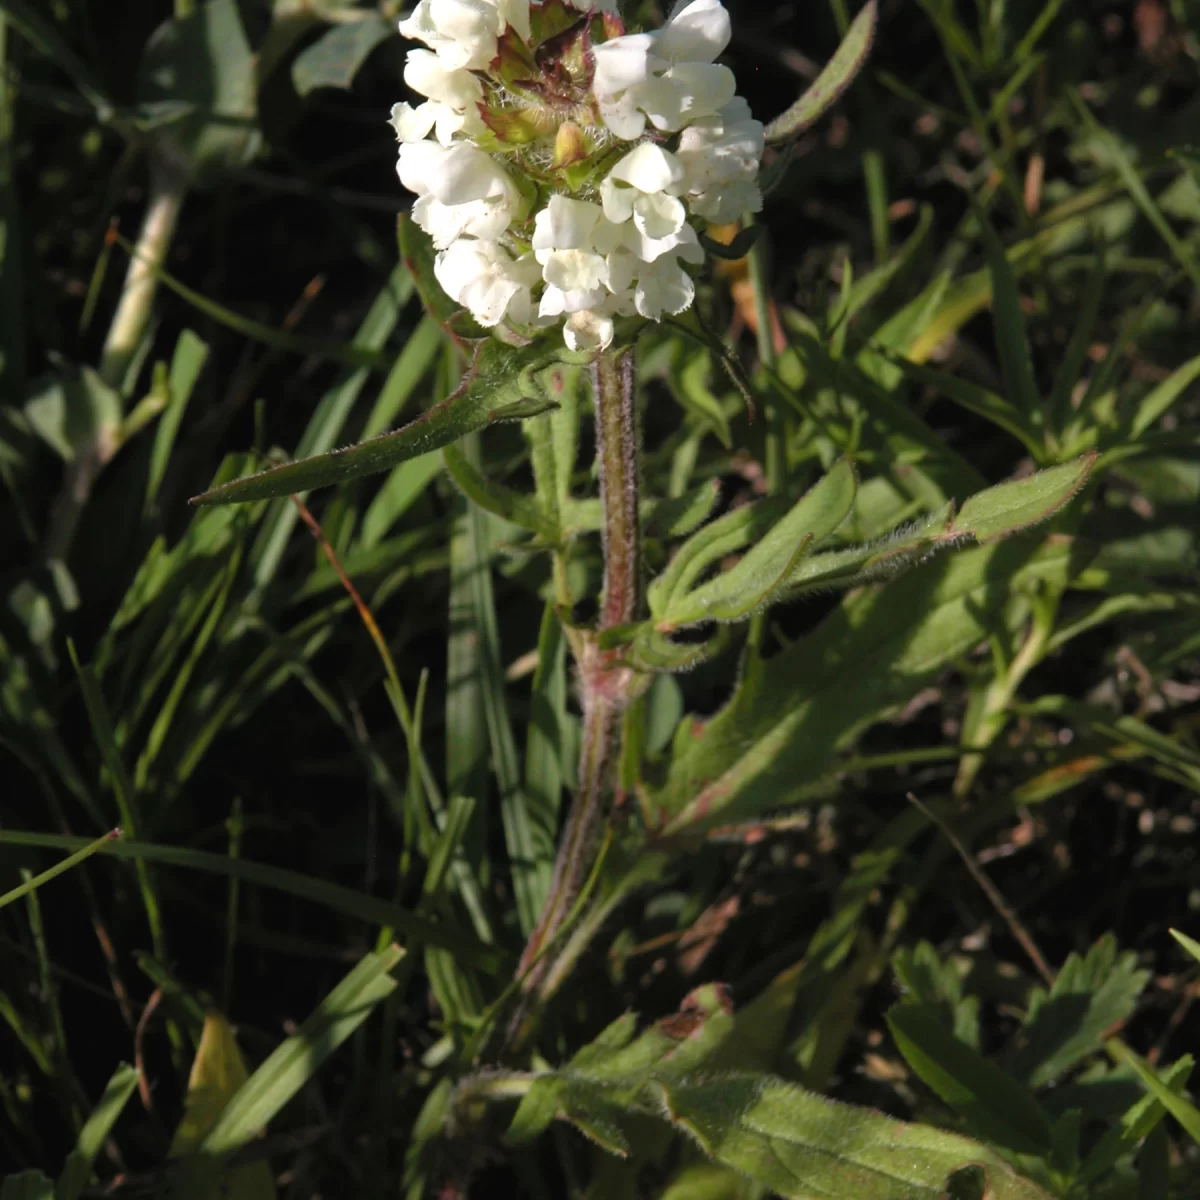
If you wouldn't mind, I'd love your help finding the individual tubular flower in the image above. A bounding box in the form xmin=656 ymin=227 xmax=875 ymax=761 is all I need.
xmin=391 ymin=0 xmax=764 ymax=348
xmin=676 ymin=96 xmax=766 ymax=223
xmin=398 ymin=141 xmax=523 ymax=247
xmin=435 ymin=239 xmax=540 ymax=325
xmin=399 ymin=0 xmax=531 ymax=70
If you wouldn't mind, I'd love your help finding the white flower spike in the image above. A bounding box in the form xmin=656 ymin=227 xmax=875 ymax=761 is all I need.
xmin=391 ymin=0 xmax=764 ymax=350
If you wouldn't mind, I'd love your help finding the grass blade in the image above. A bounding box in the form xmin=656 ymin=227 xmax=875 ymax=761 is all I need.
xmin=0 ymin=829 xmax=121 ymax=911
xmin=0 ymin=831 xmax=499 ymax=969
xmin=200 ymin=946 xmax=403 ymax=1156
xmin=55 ymin=1064 xmax=139 ymax=1200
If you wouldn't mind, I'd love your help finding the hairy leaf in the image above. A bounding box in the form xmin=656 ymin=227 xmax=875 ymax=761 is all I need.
xmin=191 ymin=340 xmax=569 ymax=506
xmin=764 ymin=1 xmax=877 ymax=143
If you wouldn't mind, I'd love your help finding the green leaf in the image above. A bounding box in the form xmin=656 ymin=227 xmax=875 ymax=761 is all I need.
xmin=0 ymin=831 xmax=497 ymax=968
xmin=146 ymin=329 xmax=209 ymax=508
xmin=653 ymin=1074 xmax=1052 ymax=1200
xmin=951 ymin=455 xmax=1095 ymax=542
xmin=199 ymin=947 xmax=403 ymax=1157
xmin=888 ymin=1004 xmax=1053 ymax=1155
xmin=658 ymin=1165 xmax=750 ymax=1200
xmin=1078 ymin=1056 xmax=1193 ymax=1184
xmin=292 ymin=15 xmax=393 ymax=94
xmin=1128 ymin=352 xmax=1200 ymax=440
xmin=648 ymin=496 xmax=790 ymax=622
xmin=135 ymin=0 xmax=261 ymax=184
xmin=1 ymin=1173 xmax=53 ymax=1200
xmin=1011 ymin=935 xmax=1151 ymax=1088
xmin=656 ymin=460 xmax=857 ymax=629
xmin=55 ymin=1063 xmax=139 ymax=1200
xmin=191 ymin=339 xmax=570 ymax=506
xmin=1172 ymin=928 xmax=1200 ymax=965
xmin=168 ymin=1013 xmax=276 ymax=1200
xmin=974 ymin=203 xmax=1044 ymax=433
xmin=443 ymin=441 xmax=557 ymax=540
xmin=24 ymin=365 xmax=122 ymax=462
xmin=764 ymin=1 xmax=877 ymax=143
xmin=1107 ymin=1041 xmax=1200 ymax=1145
xmin=648 ymin=535 xmax=1078 ymax=832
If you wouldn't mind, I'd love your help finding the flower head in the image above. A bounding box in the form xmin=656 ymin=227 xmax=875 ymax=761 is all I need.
xmin=391 ymin=0 xmax=763 ymax=350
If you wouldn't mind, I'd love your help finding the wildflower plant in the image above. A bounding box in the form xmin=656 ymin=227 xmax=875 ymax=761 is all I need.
xmin=11 ymin=0 xmax=1181 ymax=1195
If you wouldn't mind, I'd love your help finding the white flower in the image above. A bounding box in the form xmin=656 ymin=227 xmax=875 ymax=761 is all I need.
xmin=398 ymin=0 xmax=529 ymax=70
xmin=591 ymin=33 xmax=664 ymax=140
xmin=599 ymin=143 xmax=686 ymax=241
xmin=634 ymin=60 xmax=736 ymax=132
xmin=399 ymin=141 xmax=522 ymax=247
xmin=532 ymin=196 xmax=616 ymax=316
xmin=435 ymin=239 xmax=539 ymax=325
xmin=606 ymin=224 xmax=704 ymax=320
xmin=389 ymin=50 xmax=484 ymax=145
xmin=657 ymin=0 xmax=732 ymax=65
xmin=677 ymin=97 xmax=765 ymax=222
xmin=564 ymin=309 xmax=615 ymax=352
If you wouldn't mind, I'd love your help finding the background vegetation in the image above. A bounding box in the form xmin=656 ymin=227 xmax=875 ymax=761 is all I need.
xmin=3 ymin=0 xmax=1200 ymax=1196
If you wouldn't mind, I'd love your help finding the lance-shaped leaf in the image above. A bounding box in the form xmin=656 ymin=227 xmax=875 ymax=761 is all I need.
xmin=443 ymin=442 xmax=558 ymax=541
xmin=191 ymin=339 xmax=569 ymax=506
xmin=648 ymin=496 xmax=791 ymax=620
xmin=950 ymin=455 xmax=1095 ymax=542
xmin=652 ymin=1074 xmax=1052 ymax=1200
xmin=764 ymin=1 xmax=877 ymax=144
xmin=657 ymin=460 xmax=857 ymax=630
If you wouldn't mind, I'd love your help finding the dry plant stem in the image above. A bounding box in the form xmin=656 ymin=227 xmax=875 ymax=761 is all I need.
xmin=43 ymin=154 xmax=188 ymax=563
xmin=507 ymin=349 xmax=640 ymax=1046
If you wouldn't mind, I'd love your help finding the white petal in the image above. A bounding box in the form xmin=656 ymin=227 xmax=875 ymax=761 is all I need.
xmin=659 ymin=0 xmax=731 ymax=64
xmin=597 ymin=95 xmax=648 ymax=140
xmin=403 ymin=49 xmax=482 ymax=107
xmin=389 ymin=101 xmax=436 ymax=143
xmin=532 ymin=195 xmax=603 ymax=251
xmin=633 ymin=191 xmax=685 ymax=239
xmin=564 ymin=310 xmax=615 ymax=352
xmin=591 ymin=34 xmax=660 ymax=97
xmin=634 ymin=258 xmax=695 ymax=320
xmin=608 ymin=142 xmax=685 ymax=195
xmin=497 ymin=0 xmax=531 ymax=39
xmin=542 ymin=248 xmax=608 ymax=294
xmin=599 ymin=174 xmax=636 ymax=225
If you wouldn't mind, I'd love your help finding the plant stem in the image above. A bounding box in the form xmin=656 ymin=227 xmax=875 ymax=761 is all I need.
xmin=505 ymin=348 xmax=640 ymax=1051
xmin=42 ymin=153 xmax=187 ymax=564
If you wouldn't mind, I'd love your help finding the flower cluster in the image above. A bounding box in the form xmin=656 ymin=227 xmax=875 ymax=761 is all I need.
xmin=390 ymin=0 xmax=764 ymax=352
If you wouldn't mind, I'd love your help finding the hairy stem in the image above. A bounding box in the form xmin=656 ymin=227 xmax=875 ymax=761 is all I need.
xmin=505 ymin=348 xmax=640 ymax=1051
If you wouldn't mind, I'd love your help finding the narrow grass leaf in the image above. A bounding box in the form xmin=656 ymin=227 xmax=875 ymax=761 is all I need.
xmin=1171 ymin=929 xmax=1200 ymax=964
xmin=524 ymin=603 xmax=566 ymax=872
xmin=200 ymin=947 xmax=403 ymax=1156
xmin=0 ymin=829 xmax=120 ymax=911
xmin=1071 ymin=92 xmax=1200 ymax=291
xmin=1129 ymin=352 xmax=1200 ymax=439
xmin=145 ymin=328 xmax=208 ymax=508
xmin=68 ymin=643 xmax=165 ymax=958
xmin=443 ymin=442 xmax=556 ymax=539
xmin=0 ymin=832 xmax=497 ymax=968
xmin=1107 ymin=1040 xmax=1200 ymax=1144
xmin=888 ymin=1004 xmax=1052 ymax=1154
xmin=974 ymin=205 xmax=1043 ymax=432
xmin=54 ymin=1063 xmax=139 ymax=1200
